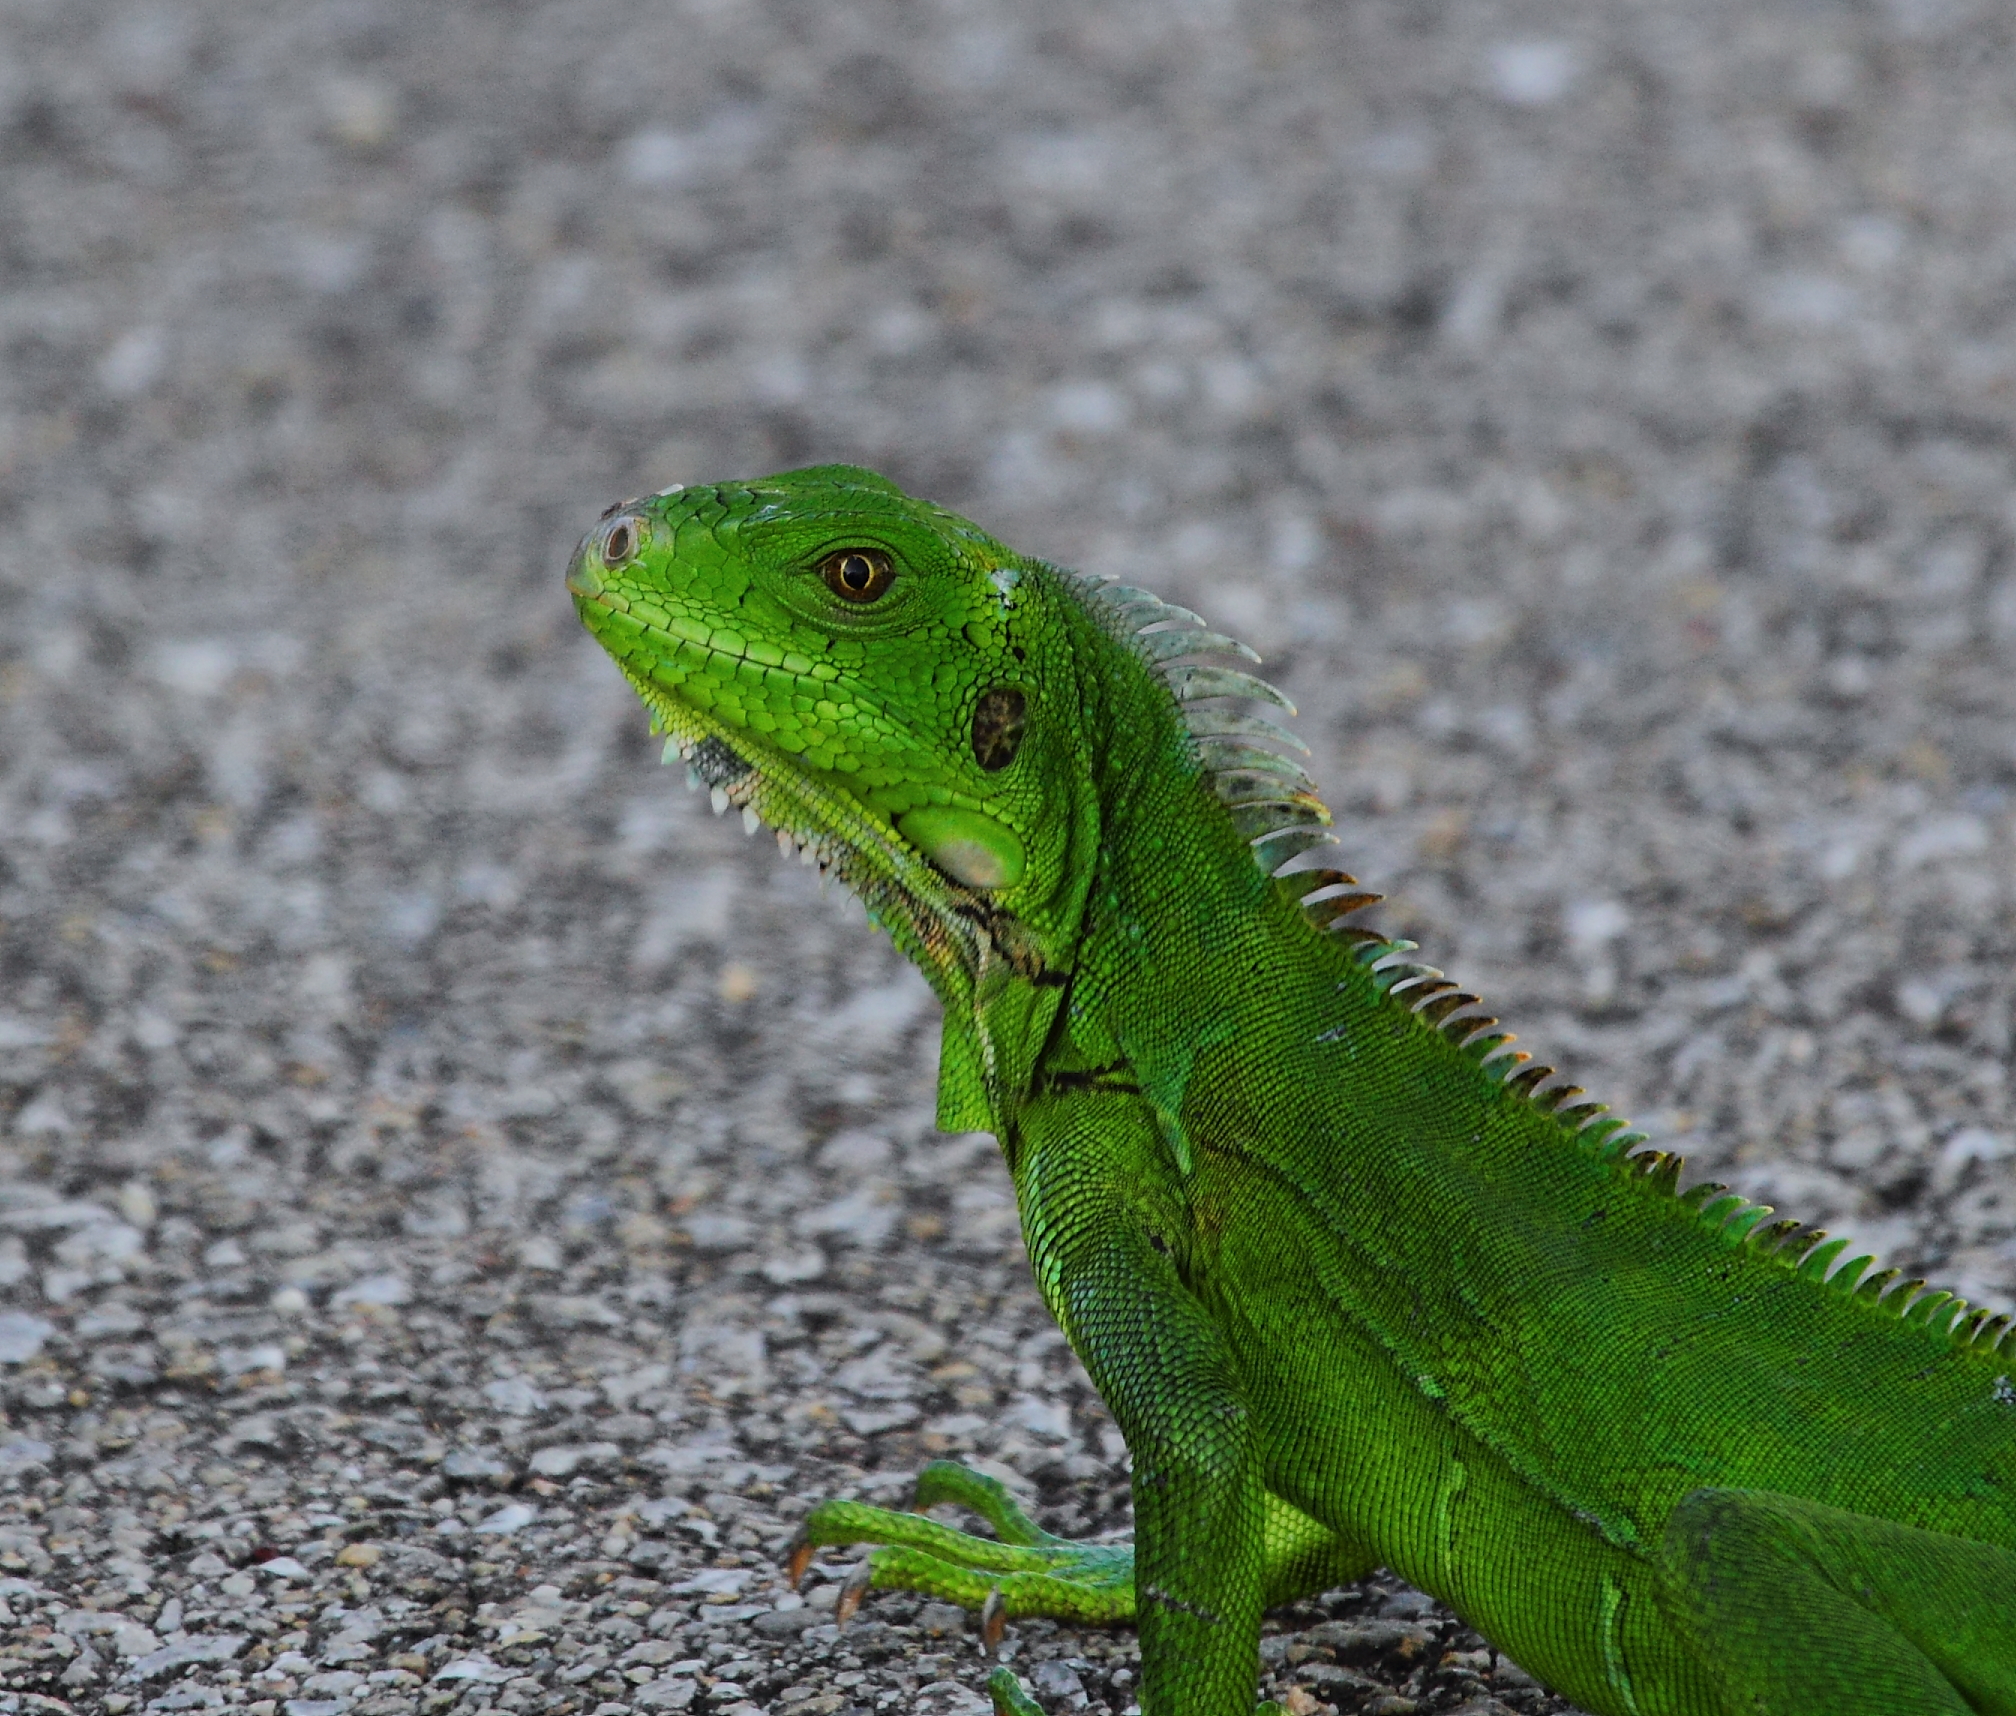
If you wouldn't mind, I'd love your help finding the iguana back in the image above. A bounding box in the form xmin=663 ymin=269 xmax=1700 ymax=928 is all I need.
xmin=1029 ymin=527 xmax=2016 ymax=1559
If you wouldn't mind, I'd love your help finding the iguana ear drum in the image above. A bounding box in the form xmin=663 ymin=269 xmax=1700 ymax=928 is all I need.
xmin=971 ymin=687 xmax=1026 ymax=772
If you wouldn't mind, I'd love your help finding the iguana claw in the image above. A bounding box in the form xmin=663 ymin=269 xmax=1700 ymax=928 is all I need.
xmin=980 ymin=1584 xmax=1007 ymax=1654
xmin=783 ymin=1531 xmax=815 ymax=1590
xmin=834 ymin=1555 xmax=873 ymax=1629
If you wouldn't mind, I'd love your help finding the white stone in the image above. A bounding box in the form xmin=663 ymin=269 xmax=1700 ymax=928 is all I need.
xmin=472 ymin=1503 xmax=537 ymax=1536
xmin=0 ymin=1313 xmax=53 ymax=1364
xmin=1488 ymin=40 xmax=1578 ymax=106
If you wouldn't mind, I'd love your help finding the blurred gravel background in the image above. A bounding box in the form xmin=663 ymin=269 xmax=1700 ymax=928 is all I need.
xmin=4 ymin=1 xmax=2016 ymax=1713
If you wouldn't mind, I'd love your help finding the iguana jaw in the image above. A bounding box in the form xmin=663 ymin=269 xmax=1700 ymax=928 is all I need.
xmin=576 ymin=593 xmax=1045 ymax=1016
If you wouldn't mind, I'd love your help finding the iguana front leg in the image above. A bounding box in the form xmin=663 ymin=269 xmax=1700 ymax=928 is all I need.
xmin=1014 ymin=1158 xmax=1272 ymax=1716
xmin=791 ymin=1097 xmax=1372 ymax=1714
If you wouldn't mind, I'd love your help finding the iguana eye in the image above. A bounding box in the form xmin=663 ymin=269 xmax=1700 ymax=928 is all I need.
xmin=820 ymin=549 xmax=894 ymax=603
xmin=600 ymin=517 xmax=644 ymax=567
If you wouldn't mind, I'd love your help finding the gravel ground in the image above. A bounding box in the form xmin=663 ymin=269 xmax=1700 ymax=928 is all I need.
xmin=4 ymin=1 xmax=2016 ymax=1713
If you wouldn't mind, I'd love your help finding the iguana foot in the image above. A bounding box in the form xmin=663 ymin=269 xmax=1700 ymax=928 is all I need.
xmin=785 ymin=1459 xmax=1135 ymax=1636
xmin=796 ymin=1464 xmax=1292 ymax=1714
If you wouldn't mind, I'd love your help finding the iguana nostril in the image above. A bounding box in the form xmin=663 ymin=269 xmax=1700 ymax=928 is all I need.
xmin=600 ymin=514 xmax=645 ymax=567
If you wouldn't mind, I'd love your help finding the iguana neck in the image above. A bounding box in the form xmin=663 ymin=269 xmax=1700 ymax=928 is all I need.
xmin=1050 ymin=601 xmax=1299 ymax=1133
xmin=945 ymin=576 xmax=1312 ymax=1147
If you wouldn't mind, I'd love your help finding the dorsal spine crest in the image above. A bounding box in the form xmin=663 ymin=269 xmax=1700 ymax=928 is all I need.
xmin=1067 ymin=562 xmax=2013 ymax=1368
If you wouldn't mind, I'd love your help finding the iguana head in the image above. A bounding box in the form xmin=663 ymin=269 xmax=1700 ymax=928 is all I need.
xmin=567 ymin=465 xmax=1100 ymax=1122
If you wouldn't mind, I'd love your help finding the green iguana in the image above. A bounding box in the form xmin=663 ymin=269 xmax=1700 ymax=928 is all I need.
xmin=568 ymin=465 xmax=2016 ymax=1716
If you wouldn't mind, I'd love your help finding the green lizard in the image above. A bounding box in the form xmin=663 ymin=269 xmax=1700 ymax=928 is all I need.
xmin=568 ymin=465 xmax=2016 ymax=1716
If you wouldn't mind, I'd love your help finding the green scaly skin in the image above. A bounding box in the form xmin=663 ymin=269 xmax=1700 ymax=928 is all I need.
xmin=568 ymin=466 xmax=2016 ymax=1716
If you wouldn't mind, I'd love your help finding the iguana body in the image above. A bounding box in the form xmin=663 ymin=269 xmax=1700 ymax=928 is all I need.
xmin=569 ymin=466 xmax=2016 ymax=1716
